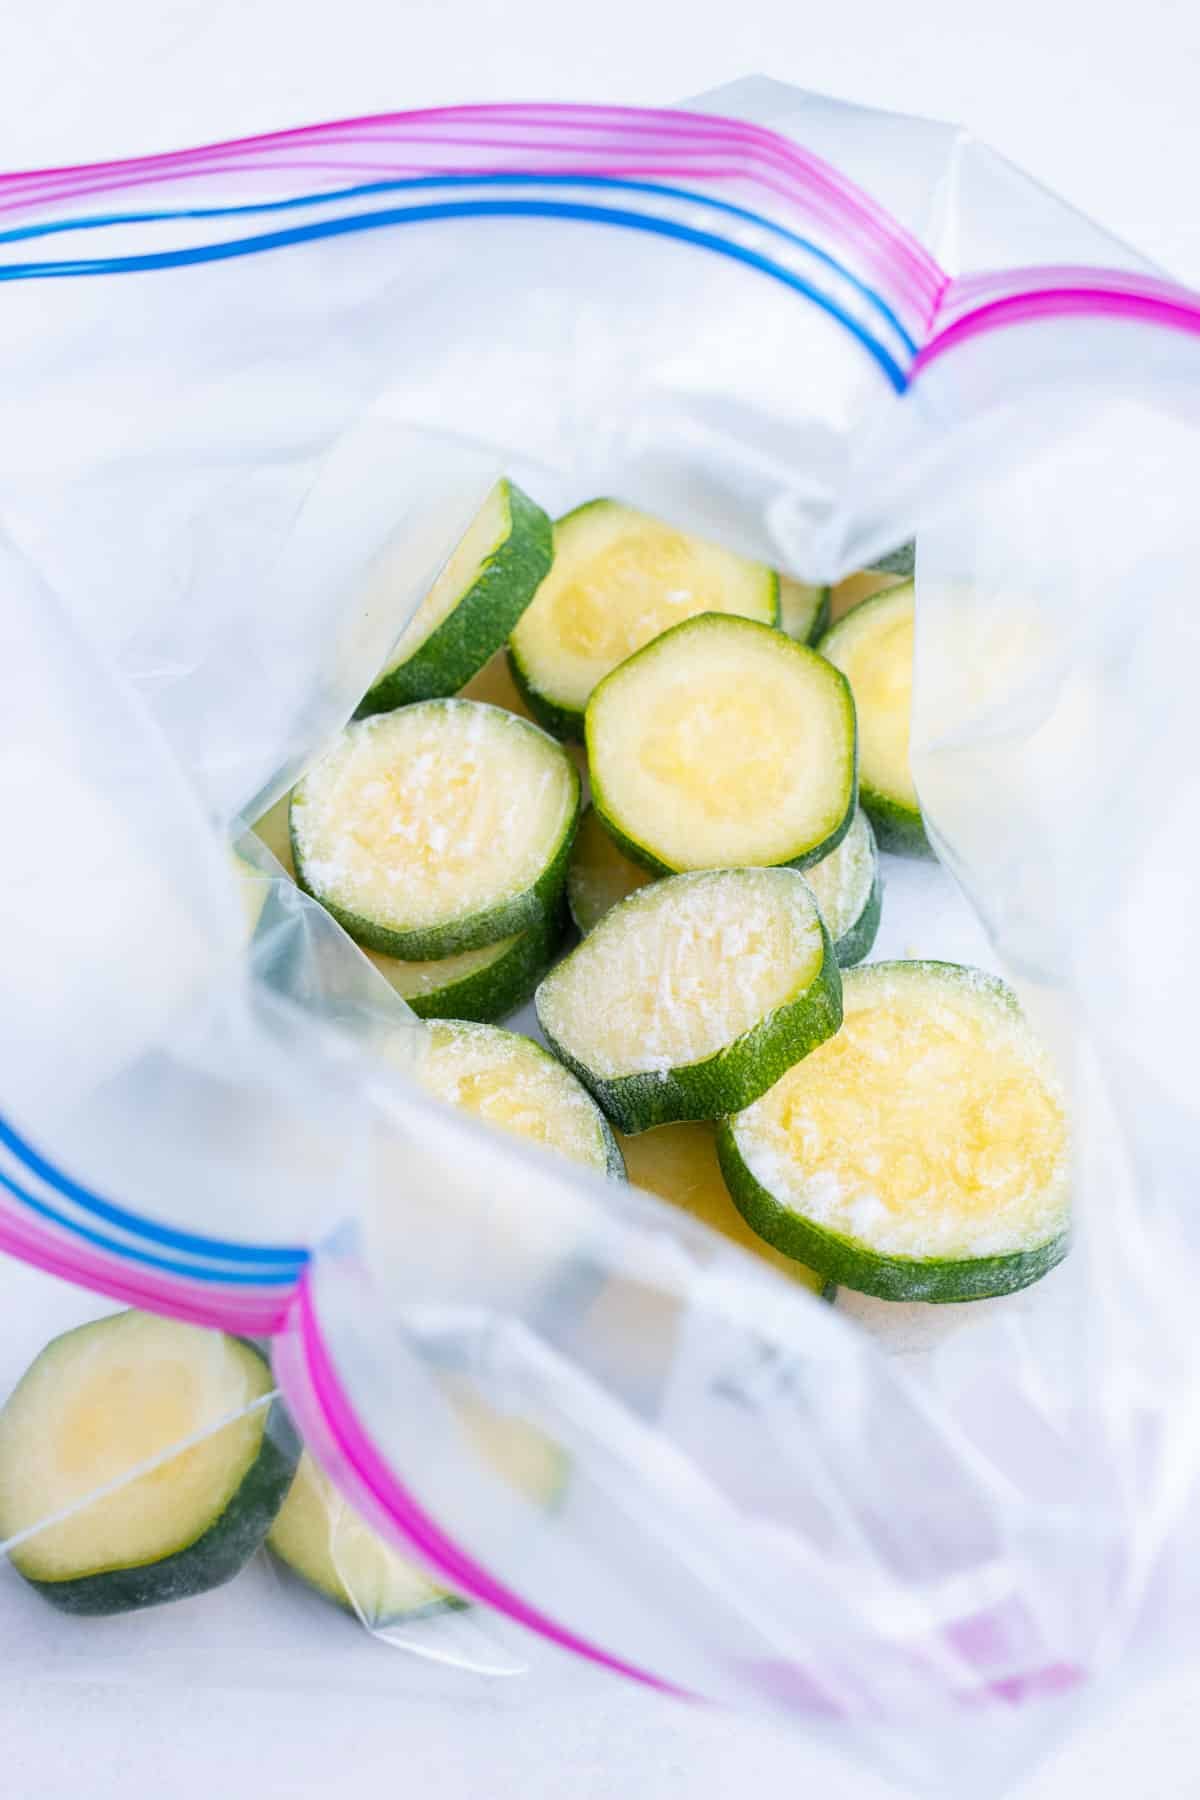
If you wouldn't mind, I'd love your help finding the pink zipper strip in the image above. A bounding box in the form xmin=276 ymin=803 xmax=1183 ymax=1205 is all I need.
xmin=0 ymin=1201 xmax=292 ymax=1335
xmin=275 ymin=1268 xmax=686 ymax=1696
xmin=914 ymin=279 xmax=1200 ymax=375
xmin=0 ymin=103 xmax=943 ymax=322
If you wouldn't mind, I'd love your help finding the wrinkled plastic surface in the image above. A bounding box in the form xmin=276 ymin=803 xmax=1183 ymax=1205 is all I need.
xmin=2 ymin=78 xmax=1200 ymax=1798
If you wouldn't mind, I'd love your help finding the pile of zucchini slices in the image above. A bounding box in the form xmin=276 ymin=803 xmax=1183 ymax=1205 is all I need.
xmin=0 ymin=481 xmax=1068 ymax=1630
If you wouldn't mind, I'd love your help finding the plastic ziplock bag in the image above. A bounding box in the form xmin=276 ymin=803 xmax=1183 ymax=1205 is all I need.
xmin=4 ymin=77 xmax=1200 ymax=1796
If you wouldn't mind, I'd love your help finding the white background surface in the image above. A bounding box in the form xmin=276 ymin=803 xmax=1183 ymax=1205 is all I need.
xmin=2 ymin=1 xmax=1199 ymax=1794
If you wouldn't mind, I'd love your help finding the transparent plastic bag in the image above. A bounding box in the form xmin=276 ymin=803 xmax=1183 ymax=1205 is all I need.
xmin=2 ymin=77 xmax=1200 ymax=1797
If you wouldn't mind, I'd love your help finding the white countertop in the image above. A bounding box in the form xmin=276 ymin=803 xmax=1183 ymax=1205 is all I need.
xmin=3 ymin=0 xmax=1198 ymax=1793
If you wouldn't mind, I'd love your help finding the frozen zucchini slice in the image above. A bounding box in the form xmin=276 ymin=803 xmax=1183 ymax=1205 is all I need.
xmin=587 ymin=613 xmax=856 ymax=876
xmin=417 ymin=1019 xmax=624 ymax=1178
xmin=0 ymin=1312 xmax=298 ymax=1615
xmin=803 ymin=806 xmax=881 ymax=968
xmin=357 ymin=480 xmax=553 ymax=716
xmin=566 ymin=806 xmax=653 ymax=935
xmin=827 ymin=542 xmax=914 ymax=624
xmin=819 ymin=582 xmax=928 ymax=855
xmin=291 ymin=700 xmax=580 ymax=959
xmin=268 ymin=1451 xmax=461 ymax=1623
xmin=508 ymin=499 xmax=779 ymax=739
xmin=717 ymin=961 xmax=1070 ymax=1303
xmin=778 ymin=577 xmax=830 ymax=645
xmin=536 ymin=868 xmax=842 ymax=1134
xmin=618 ymin=1122 xmax=831 ymax=1296
xmin=367 ymin=907 xmax=565 ymax=1024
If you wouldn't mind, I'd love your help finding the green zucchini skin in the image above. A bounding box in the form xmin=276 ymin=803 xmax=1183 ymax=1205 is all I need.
xmin=292 ymin=757 xmax=581 ymax=961
xmin=806 ymin=587 xmax=832 ymax=644
xmin=505 ymin=643 xmax=586 ymax=743
xmin=538 ymin=915 xmax=843 ymax=1135
xmin=715 ymin=1125 xmax=1069 ymax=1302
xmin=356 ymin=481 xmax=553 ymax=716
xmin=860 ymin=787 xmax=933 ymax=859
xmin=398 ymin=906 xmax=568 ymax=1024
xmin=26 ymin=1370 xmax=300 ymax=1618
xmin=872 ymin=541 xmax=915 ymax=578
xmin=830 ymin=866 xmax=883 ymax=968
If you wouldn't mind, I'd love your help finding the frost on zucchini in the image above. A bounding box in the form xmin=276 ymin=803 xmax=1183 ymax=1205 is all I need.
xmin=618 ymin=1122 xmax=830 ymax=1296
xmin=357 ymin=479 xmax=553 ymax=715
xmin=291 ymin=700 xmax=580 ymax=959
xmin=718 ymin=961 xmax=1070 ymax=1303
xmin=367 ymin=908 xmax=564 ymax=1024
xmin=536 ymin=868 xmax=842 ymax=1134
xmin=819 ymin=582 xmax=929 ymax=856
xmin=417 ymin=1020 xmax=624 ymax=1178
xmin=508 ymin=499 xmax=779 ymax=739
xmin=587 ymin=613 xmax=856 ymax=877
xmin=0 ymin=1312 xmax=298 ymax=1615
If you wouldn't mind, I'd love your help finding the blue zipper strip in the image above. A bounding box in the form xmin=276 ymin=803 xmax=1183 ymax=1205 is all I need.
xmin=0 ymin=1111 xmax=308 ymax=1274
xmin=0 ymin=195 xmax=909 ymax=391
xmin=0 ymin=171 xmax=919 ymax=357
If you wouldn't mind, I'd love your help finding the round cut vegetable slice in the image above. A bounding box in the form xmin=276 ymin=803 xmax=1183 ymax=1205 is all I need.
xmin=803 ymin=806 xmax=881 ymax=968
xmin=819 ymin=582 xmax=929 ymax=856
xmin=508 ymin=499 xmax=779 ymax=739
xmin=566 ymin=806 xmax=652 ymax=935
xmin=0 ymin=1312 xmax=299 ymax=1615
xmin=417 ymin=1019 xmax=624 ymax=1178
xmin=366 ymin=907 xmax=565 ymax=1024
xmin=778 ymin=577 xmax=830 ymax=645
xmin=268 ymin=1452 xmax=461 ymax=1622
xmin=718 ymin=961 xmax=1070 ymax=1303
xmin=357 ymin=479 xmax=553 ymax=715
xmin=536 ymin=868 xmax=842 ymax=1133
xmin=587 ymin=613 xmax=856 ymax=876
xmin=618 ymin=1122 xmax=831 ymax=1296
xmin=291 ymin=700 xmax=580 ymax=959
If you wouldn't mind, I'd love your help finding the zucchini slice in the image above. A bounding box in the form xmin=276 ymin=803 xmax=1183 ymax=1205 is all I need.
xmin=827 ymin=543 xmax=914 ymax=625
xmin=268 ymin=1452 xmax=460 ymax=1623
xmin=417 ymin=1019 xmax=625 ymax=1178
xmin=357 ymin=480 xmax=553 ymax=716
xmin=819 ymin=583 xmax=928 ymax=856
xmin=0 ymin=1312 xmax=298 ymax=1615
xmin=508 ymin=499 xmax=779 ymax=739
xmin=535 ymin=868 xmax=842 ymax=1134
xmin=587 ymin=613 xmax=857 ymax=876
xmin=367 ymin=907 xmax=565 ymax=1024
xmin=778 ymin=577 xmax=830 ymax=645
xmin=803 ymin=806 xmax=881 ymax=968
xmin=566 ymin=805 xmax=652 ymax=936
xmin=717 ymin=961 xmax=1070 ymax=1303
xmin=618 ymin=1122 xmax=830 ymax=1296
xmin=291 ymin=700 xmax=580 ymax=959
